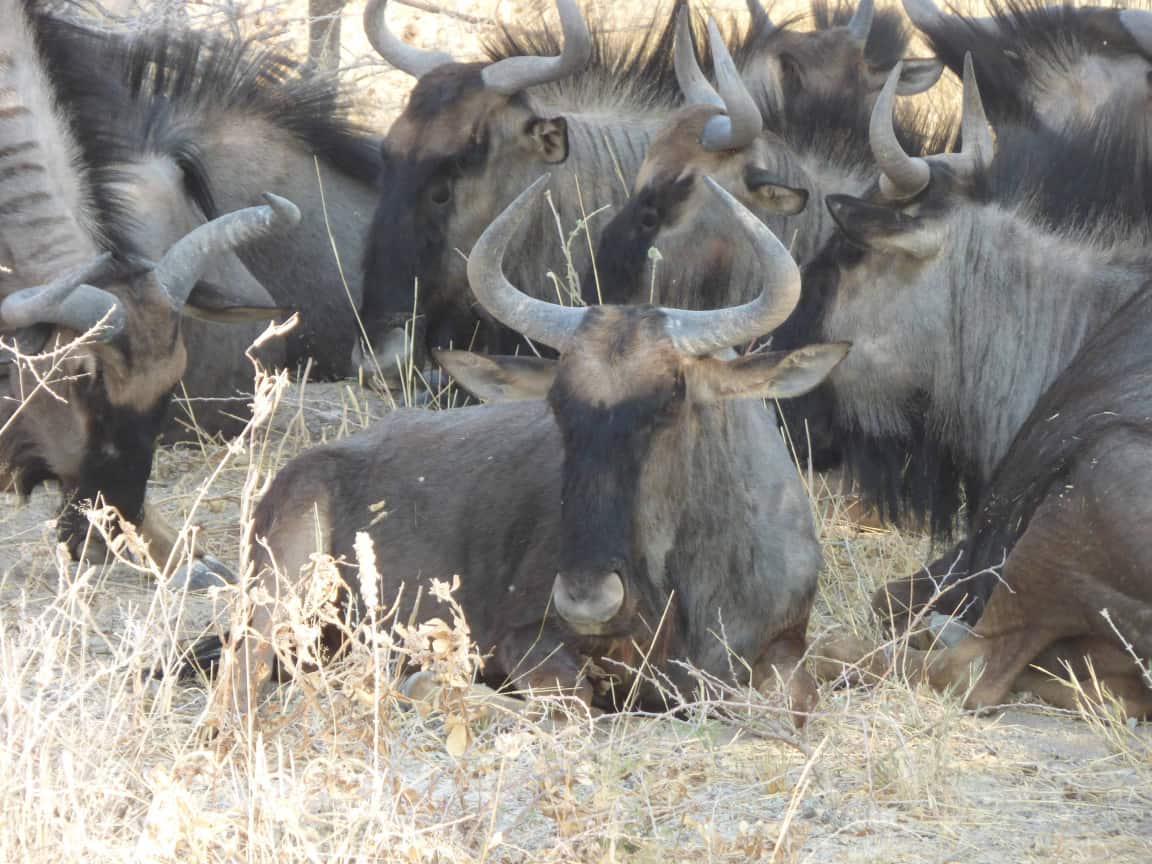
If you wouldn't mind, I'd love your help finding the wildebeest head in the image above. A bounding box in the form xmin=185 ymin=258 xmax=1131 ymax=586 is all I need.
xmin=439 ymin=175 xmax=847 ymax=634
xmin=738 ymin=0 xmax=943 ymax=113
xmin=596 ymin=15 xmax=819 ymax=309
xmin=2 ymin=196 xmax=299 ymax=552
xmin=357 ymin=0 xmax=591 ymax=379
xmin=902 ymin=0 xmax=1152 ymax=131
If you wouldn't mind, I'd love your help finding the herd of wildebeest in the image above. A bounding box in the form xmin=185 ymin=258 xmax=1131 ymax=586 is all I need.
xmin=2 ymin=0 xmax=1151 ymax=727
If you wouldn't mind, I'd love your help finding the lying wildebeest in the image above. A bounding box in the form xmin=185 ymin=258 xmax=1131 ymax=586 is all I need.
xmin=1 ymin=0 xmax=300 ymax=583
xmin=734 ymin=0 xmax=942 ymax=115
xmin=793 ymin=60 xmax=1152 ymax=714
xmin=357 ymin=0 xmax=685 ymax=379
xmin=196 ymin=175 xmax=848 ymax=724
xmin=31 ymin=5 xmax=381 ymax=394
xmin=901 ymin=0 xmax=1152 ymax=133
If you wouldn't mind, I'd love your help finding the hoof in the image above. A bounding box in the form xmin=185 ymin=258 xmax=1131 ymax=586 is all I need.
xmin=926 ymin=612 xmax=972 ymax=648
xmin=169 ymin=554 xmax=236 ymax=590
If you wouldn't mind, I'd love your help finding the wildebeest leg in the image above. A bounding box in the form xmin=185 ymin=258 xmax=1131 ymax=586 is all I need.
xmin=140 ymin=504 xmax=234 ymax=588
xmin=210 ymin=500 xmax=329 ymax=726
xmin=1013 ymin=637 xmax=1152 ymax=718
xmin=751 ymin=631 xmax=818 ymax=724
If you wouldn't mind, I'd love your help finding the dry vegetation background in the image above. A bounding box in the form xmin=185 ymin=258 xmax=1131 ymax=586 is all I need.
xmin=1 ymin=0 xmax=1150 ymax=861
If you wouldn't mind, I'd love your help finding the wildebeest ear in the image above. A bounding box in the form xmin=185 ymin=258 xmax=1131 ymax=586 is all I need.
xmin=697 ymin=343 xmax=850 ymax=401
xmin=745 ymin=169 xmax=809 ymax=215
xmin=524 ymin=116 xmax=569 ymax=164
xmin=895 ymin=58 xmax=945 ymax=95
xmin=181 ymin=280 xmax=292 ymax=323
xmin=826 ymin=195 xmax=944 ymax=259
xmin=434 ymin=350 xmax=556 ymax=402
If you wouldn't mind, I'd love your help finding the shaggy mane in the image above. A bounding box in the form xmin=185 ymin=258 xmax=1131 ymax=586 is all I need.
xmin=483 ymin=2 xmax=686 ymax=113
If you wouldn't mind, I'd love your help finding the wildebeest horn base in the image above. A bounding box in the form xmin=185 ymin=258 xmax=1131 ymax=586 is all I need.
xmin=700 ymin=20 xmax=763 ymax=151
xmin=870 ymin=63 xmax=931 ymax=199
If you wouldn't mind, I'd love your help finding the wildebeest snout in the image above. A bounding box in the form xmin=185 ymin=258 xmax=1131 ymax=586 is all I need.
xmin=552 ymin=566 xmax=626 ymax=632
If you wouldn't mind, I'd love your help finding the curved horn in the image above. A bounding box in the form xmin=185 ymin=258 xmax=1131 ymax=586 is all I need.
xmin=700 ymin=20 xmax=763 ymax=151
xmin=674 ymin=8 xmax=724 ymax=108
xmin=364 ymin=0 xmax=455 ymax=78
xmin=901 ymin=0 xmax=943 ymax=30
xmin=746 ymin=0 xmax=776 ymax=35
xmin=847 ymin=0 xmax=875 ymax=47
xmin=1119 ymin=10 xmax=1152 ymax=58
xmin=481 ymin=0 xmax=593 ymax=95
xmin=466 ymin=175 xmax=585 ymax=351
xmin=154 ymin=193 xmax=301 ymax=310
xmin=870 ymin=62 xmax=930 ymax=199
xmin=959 ymin=52 xmax=993 ymax=169
xmin=663 ymin=177 xmax=801 ymax=355
xmin=1 ymin=253 xmax=124 ymax=339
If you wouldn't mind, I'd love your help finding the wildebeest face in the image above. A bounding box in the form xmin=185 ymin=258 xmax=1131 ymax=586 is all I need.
xmin=2 ymin=197 xmax=298 ymax=554
xmin=816 ymin=167 xmax=964 ymax=434
xmin=360 ymin=65 xmax=570 ymax=376
xmin=745 ymin=23 xmax=943 ymax=112
xmin=438 ymin=306 xmax=848 ymax=636
xmin=599 ymin=108 xmax=811 ymax=306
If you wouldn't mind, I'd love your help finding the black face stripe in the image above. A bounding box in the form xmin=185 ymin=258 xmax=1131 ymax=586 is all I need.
xmin=362 ymin=132 xmax=492 ymax=358
xmin=590 ymin=175 xmax=693 ymax=305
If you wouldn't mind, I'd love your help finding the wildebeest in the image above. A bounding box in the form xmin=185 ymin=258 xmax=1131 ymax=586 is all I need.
xmin=1 ymin=0 xmax=301 ymax=582
xmin=901 ymin=0 xmax=1152 ymax=133
xmin=198 ymin=175 xmax=848 ymax=724
xmin=734 ymin=0 xmax=942 ymax=115
xmin=794 ymin=59 xmax=1152 ymax=713
xmin=596 ymin=12 xmax=886 ymax=307
xmin=30 ymin=6 xmax=382 ymax=394
xmin=357 ymin=0 xmax=688 ymax=379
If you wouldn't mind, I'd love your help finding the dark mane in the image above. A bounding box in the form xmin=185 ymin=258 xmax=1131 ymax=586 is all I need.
xmin=28 ymin=2 xmax=379 ymax=232
xmin=483 ymin=2 xmax=686 ymax=111
xmin=778 ymin=235 xmax=973 ymax=540
xmin=912 ymin=0 xmax=1152 ymax=126
xmin=974 ymin=104 xmax=1152 ymax=240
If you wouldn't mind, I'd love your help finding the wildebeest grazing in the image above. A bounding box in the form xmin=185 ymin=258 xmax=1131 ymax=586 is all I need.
xmin=0 ymin=0 xmax=301 ymax=582
xmin=357 ymin=0 xmax=688 ymax=379
xmin=198 ymin=174 xmax=848 ymax=725
xmin=796 ymin=59 xmax=1152 ymax=714
xmin=29 ymin=7 xmax=382 ymax=393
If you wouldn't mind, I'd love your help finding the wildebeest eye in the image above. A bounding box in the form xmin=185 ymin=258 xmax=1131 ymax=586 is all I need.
xmin=429 ymin=179 xmax=452 ymax=206
xmin=658 ymin=372 xmax=686 ymax=420
xmin=639 ymin=207 xmax=659 ymax=232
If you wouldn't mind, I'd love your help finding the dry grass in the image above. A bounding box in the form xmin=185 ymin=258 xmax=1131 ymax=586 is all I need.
xmin=2 ymin=327 xmax=1150 ymax=863
xmin=2 ymin=1 xmax=1151 ymax=861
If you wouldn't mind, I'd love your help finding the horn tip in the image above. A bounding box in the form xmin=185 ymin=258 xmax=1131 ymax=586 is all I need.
xmin=261 ymin=193 xmax=303 ymax=226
